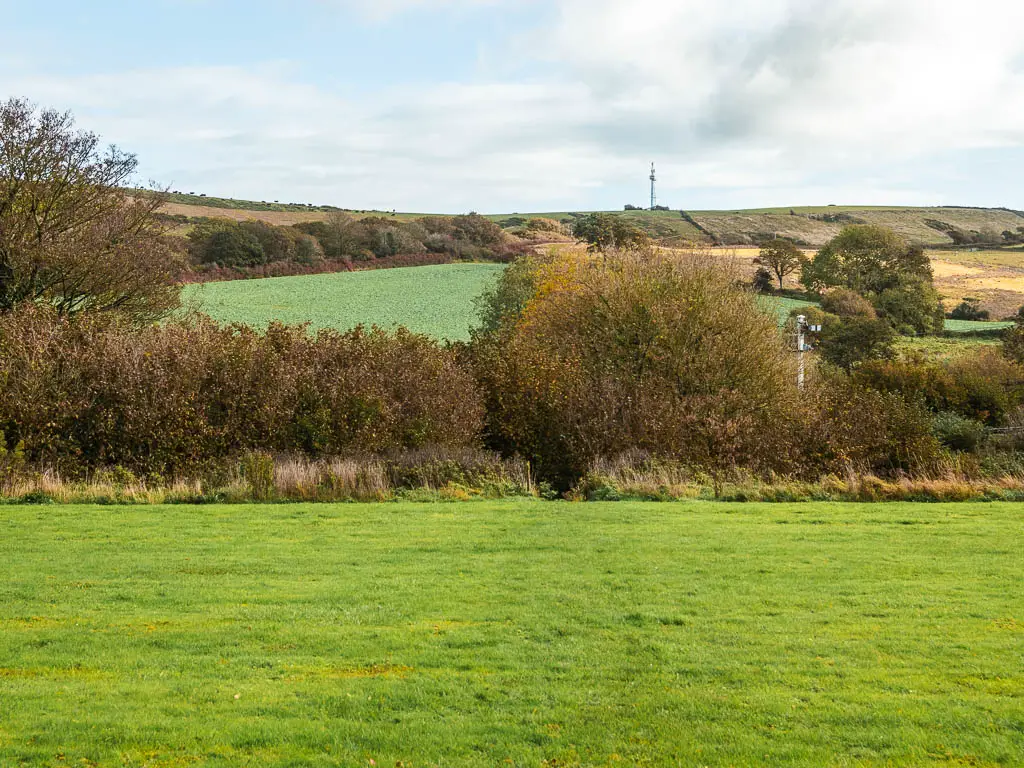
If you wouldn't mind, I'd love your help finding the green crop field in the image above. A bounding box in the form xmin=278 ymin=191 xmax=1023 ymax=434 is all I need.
xmin=0 ymin=501 xmax=1021 ymax=766
xmin=183 ymin=264 xmax=505 ymax=341
xmin=185 ymin=266 xmax=1008 ymax=340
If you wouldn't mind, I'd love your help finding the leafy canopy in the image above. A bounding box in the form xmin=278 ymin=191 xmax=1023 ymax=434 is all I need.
xmin=801 ymin=224 xmax=932 ymax=295
xmin=0 ymin=98 xmax=181 ymax=323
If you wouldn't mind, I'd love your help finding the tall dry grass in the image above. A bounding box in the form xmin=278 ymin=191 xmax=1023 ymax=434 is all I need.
xmin=0 ymin=448 xmax=537 ymax=505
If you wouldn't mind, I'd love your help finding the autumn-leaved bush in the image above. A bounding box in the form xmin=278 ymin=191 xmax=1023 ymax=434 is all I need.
xmin=0 ymin=306 xmax=483 ymax=476
xmin=854 ymin=350 xmax=1024 ymax=426
xmin=472 ymin=248 xmax=804 ymax=488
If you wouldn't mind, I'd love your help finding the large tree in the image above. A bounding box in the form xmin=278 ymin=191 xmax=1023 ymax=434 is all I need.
xmin=800 ymin=224 xmax=932 ymax=295
xmin=0 ymin=98 xmax=181 ymax=322
xmin=571 ymin=213 xmax=651 ymax=253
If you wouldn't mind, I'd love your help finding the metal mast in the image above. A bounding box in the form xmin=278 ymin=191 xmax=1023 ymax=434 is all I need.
xmin=649 ymin=162 xmax=657 ymax=210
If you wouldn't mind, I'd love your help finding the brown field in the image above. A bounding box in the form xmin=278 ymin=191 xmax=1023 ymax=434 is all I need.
xmin=929 ymin=259 xmax=1024 ymax=319
xmin=713 ymin=246 xmax=1024 ymax=317
xmin=160 ymin=202 xmax=332 ymax=225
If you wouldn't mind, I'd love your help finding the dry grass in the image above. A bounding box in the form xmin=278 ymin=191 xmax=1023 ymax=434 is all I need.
xmin=691 ymin=208 xmax=1024 ymax=248
xmin=930 ymin=257 xmax=1024 ymax=318
xmin=0 ymin=450 xmax=537 ymax=505
xmin=7 ymin=454 xmax=1024 ymax=505
xmin=160 ymin=202 xmax=331 ymax=226
xmin=576 ymin=452 xmax=1024 ymax=503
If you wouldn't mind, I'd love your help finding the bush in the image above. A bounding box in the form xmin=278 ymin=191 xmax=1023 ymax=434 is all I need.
xmin=0 ymin=306 xmax=484 ymax=476
xmin=873 ymin=279 xmax=945 ymax=335
xmin=932 ymin=412 xmax=986 ymax=453
xmin=820 ymin=288 xmax=876 ymax=319
xmin=798 ymin=369 xmax=942 ymax=476
xmin=944 ymin=351 xmax=1024 ymax=425
xmin=525 ymin=217 xmax=565 ymax=234
xmin=817 ymin=316 xmax=896 ymax=370
xmin=801 ymin=225 xmax=932 ymax=295
xmin=948 ymin=297 xmax=990 ymax=321
xmin=193 ymin=225 xmax=268 ymax=267
xmin=571 ymin=213 xmax=651 ymax=253
xmin=471 ymin=249 xmax=803 ymax=488
xmin=854 ymin=350 xmax=1024 ymax=426
xmin=752 ymin=267 xmax=774 ymax=293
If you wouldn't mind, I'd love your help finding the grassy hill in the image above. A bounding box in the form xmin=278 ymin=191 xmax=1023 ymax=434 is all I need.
xmin=164 ymin=194 xmax=1024 ymax=319
xmin=160 ymin=194 xmax=1024 ymax=249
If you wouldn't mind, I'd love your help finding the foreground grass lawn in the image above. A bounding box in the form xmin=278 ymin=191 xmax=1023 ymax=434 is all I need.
xmin=0 ymin=502 xmax=1021 ymax=767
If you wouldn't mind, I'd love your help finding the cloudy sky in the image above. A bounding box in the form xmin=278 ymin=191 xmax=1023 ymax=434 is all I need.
xmin=2 ymin=0 xmax=1023 ymax=212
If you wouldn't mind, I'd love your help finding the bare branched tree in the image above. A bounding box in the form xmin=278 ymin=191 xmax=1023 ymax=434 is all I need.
xmin=0 ymin=98 xmax=182 ymax=322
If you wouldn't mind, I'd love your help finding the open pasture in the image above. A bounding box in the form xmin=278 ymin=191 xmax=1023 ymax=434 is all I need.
xmin=184 ymin=264 xmax=1008 ymax=341
xmin=0 ymin=501 xmax=1020 ymax=767
xmin=183 ymin=263 xmax=505 ymax=341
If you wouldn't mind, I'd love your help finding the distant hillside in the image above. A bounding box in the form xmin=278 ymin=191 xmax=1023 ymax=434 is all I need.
xmin=158 ymin=194 xmax=1024 ymax=249
xmin=689 ymin=206 xmax=1024 ymax=248
xmin=161 ymin=191 xmax=343 ymax=213
xmin=486 ymin=206 xmax=1024 ymax=248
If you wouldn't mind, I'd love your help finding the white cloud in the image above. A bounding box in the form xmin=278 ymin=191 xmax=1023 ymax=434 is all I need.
xmin=539 ymin=0 xmax=1024 ymax=172
xmin=4 ymin=0 xmax=1024 ymax=209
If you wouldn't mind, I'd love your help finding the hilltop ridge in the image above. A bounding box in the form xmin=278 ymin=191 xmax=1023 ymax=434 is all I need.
xmin=158 ymin=192 xmax=1024 ymax=249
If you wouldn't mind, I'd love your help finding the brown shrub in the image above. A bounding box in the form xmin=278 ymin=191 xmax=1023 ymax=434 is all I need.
xmin=854 ymin=349 xmax=1024 ymax=425
xmin=472 ymin=248 xmax=804 ymax=488
xmin=797 ymin=368 xmax=943 ymax=477
xmin=0 ymin=306 xmax=483 ymax=475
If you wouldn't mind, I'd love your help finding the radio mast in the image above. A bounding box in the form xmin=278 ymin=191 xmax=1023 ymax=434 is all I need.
xmin=649 ymin=162 xmax=657 ymax=210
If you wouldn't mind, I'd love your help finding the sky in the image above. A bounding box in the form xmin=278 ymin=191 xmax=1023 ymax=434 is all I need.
xmin=2 ymin=0 xmax=1024 ymax=213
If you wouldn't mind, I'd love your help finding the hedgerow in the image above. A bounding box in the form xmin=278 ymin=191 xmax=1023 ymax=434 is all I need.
xmin=0 ymin=306 xmax=482 ymax=476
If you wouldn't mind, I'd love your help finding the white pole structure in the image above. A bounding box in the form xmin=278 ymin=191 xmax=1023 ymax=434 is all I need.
xmin=796 ymin=314 xmax=806 ymax=390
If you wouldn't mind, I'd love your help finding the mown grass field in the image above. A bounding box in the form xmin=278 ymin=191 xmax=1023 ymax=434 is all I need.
xmin=0 ymin=501 xmax=1021 ymax=767
xmin=183 ymin=264 xmax=506 ymax=341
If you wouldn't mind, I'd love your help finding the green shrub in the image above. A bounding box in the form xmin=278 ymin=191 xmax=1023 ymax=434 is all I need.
xmin=820 ymin=288 xmax=876 ymax=319
xmin=873 ymin=279 xmax=945 ymax=335
xmin=931 ymin=412 xmax=986 ymax=453
xmin=752 ymin=267 xmax=774 ymax=293
xmin=949 ymin=297 xmax=990 ymax=322
xmin=817 ymin=317 xmax=896 ymax=370
xmin=240 ymin=451 xmax=276 ymax=501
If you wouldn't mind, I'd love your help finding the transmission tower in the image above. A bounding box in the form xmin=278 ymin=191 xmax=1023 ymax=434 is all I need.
xmin=649 ymin=162 xmax=657 ymax=210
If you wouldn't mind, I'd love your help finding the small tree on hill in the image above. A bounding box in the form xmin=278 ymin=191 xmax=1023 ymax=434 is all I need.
xmin=755 ymin=238 xmax=803 ymax=289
